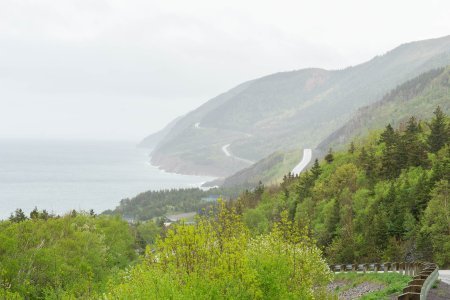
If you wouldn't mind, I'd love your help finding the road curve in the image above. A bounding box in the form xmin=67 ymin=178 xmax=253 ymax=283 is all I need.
xmin=221 ymin=144 xmax=254 ymax=165
xmin=291 ymin=149 xmax=312 ymax=175
xmin=194 ymin=122 xmax=254 ymax=164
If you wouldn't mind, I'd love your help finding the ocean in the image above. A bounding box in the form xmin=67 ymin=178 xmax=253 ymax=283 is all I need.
xmin=0 ymin=139 xmax=214 ymax=220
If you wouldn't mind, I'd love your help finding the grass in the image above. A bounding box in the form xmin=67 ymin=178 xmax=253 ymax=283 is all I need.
xmin=332 ymin=272 xmax=412 ymax=300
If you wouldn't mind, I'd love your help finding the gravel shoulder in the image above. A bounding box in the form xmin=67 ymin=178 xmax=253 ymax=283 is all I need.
xmin=428 ymin=271 xmax=450 ymax=300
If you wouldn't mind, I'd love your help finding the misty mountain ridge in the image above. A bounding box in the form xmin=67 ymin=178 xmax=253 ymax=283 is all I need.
xmin=318 ymin=66 xmax=450 ymax=151
xmin=211 ymin=65 xmax=450 ymax=189
xmin=142 ymin=35 xmax=450 ymax=177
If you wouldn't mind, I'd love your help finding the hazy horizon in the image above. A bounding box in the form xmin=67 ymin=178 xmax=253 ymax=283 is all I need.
xmin=1 ymin=0 xmax=450 ymax=141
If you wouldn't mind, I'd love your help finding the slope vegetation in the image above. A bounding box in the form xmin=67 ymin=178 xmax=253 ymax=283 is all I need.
xmin=207 ymin=66 xmax=450 ymax=189
xmin=319 ymin=66 xmax=450 ymax=151
xmin=236 ymin=108 xmax=450 ymax=266
xmin=146 ymin=35 xmax=450 ymax=176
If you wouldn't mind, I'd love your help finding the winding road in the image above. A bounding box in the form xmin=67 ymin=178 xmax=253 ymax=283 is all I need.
xmin=221 ymin=144 xmax=255 ymax=164
xmin=194 ymin=122 xmax=313 ymax=173
xmin=194 ymin=122 xmax=255 ymax=164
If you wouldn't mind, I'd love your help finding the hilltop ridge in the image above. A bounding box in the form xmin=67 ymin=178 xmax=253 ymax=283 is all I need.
xmin=143 ymin=35 xmax=450 ymax=177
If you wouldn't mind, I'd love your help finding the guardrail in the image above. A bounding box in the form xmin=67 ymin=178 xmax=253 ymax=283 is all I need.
xmin=329 ymin=261 xmax=439 ymax=300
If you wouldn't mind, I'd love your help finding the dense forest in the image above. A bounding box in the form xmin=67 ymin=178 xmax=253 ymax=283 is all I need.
xmin=1 ymin=107 xmax=448 ymax=299
xmin=103 ymin=187 xmax=242 ymax=221
xmin=237 ymin=107 xmax=450 ymax=267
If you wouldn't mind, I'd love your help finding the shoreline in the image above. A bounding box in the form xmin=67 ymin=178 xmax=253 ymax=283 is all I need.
xmin=146 ymin=155 xmax=218 ymax=188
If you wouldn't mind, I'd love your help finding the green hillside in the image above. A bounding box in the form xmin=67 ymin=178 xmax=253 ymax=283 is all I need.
xmin=205 ymin=149 xmax=302 ymax=188
xmin=319 ymin=67 xmax=450 ymax=151
xmin=2 ymin=110 xmax=448 ymax=298
xmin=236 ymin=108 xmax=450 ymax=266
xmin=208 ymin=66 xmax=450 ymax=189
xmin=146 ymin=35 xmax=450 ymax=177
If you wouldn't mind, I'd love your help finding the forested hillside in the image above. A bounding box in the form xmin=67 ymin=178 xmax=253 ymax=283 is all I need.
xmin=319 ymin=67 xmax=450 ymax=151
xmin=103 ymin=186 xmax=241 ymax=221
xmin=204 ymin=149 xmax=302 ymax=188
xmin=213 ymin=66 xmax=450 ymax=190
xmin=237 ymin=107 xmax=450 ymax=267
xmin=1 ymin=109 xmax=448 ymax=299
xmin=146 ymin=35 xmax=450 ymax=177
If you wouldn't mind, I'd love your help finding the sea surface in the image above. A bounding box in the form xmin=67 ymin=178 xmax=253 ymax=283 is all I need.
xmin=0 ymin=139 xmax=214 ymax=220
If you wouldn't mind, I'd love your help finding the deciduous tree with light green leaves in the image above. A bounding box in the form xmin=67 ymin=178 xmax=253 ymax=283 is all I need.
xmin=106 ymin=203 xmax=332 ymax=299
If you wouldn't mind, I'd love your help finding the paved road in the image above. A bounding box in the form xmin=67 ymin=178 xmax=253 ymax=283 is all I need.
xmin=221 ymin=144 xmax=254 ymax=164
xmin=194 ymin=122 xmax=255 ymax=164
xmin=428 ymin=270 xmax=450 ymax=300
xmin=291 ymin=149 xmax=312 ymax=176
xmin=439 ymin=270 xmax=450 ymax=284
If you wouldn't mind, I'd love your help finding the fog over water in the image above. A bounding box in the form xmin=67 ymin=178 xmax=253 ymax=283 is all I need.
xmin=0 ymin=140 xmax=214 ymax=219
xmin=1 ymin=1 xmax=450 ymax=141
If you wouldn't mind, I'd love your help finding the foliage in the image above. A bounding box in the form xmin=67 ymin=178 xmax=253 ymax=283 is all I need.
xmin=105 ymin=202 xmax=332 ymax=299
xmin=236 ymin=108 xmax=450 ymax=267
xmin=103 ymin=187 xmax=241 ymax=221
xmin=418 ymin=179 xmax=450 ymax=266
xmin=150 ymin=39 xmax=450 ymax=177
xmin=319 ymin=67 xmax=450 ymax=152
xmin=0 ymin=212 xmax=136 ymax=298
xmin=2 ymin=109 xmax=449 ymax=298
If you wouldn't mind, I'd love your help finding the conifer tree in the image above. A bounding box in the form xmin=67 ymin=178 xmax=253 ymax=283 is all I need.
xmin=30 ymin=207 xmax=39 ymax=219
xmin=380 ymin=124 xmax=403 ymax=178
xmin=428 ymin=106 xmax=448 ymax=153
xmin=348 ymin=141 xmax=356 ymax=154
xmin=9 ymin=208 xmax=27 ymax=223
xmin=311 ymin=159 xmax=321 ymax=179
xmin=325 ymin=148 xmax=334 ymax=163
xmin=404 ymin=116 xmax=428 ymax=167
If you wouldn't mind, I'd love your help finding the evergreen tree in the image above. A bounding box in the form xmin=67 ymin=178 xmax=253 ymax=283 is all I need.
xmin=348 ymin=142 xmax=356 ymax=154
xmin=412 ymin=172 xmax=431 ymax=219
xmin=380 ymin=124 xmax=403 ymax=178
xmin=41 ymin=209 xmax=50 ymax=220
xmin=404 ymin=116 xmax=428 ymax=167
xmin=428 ymin=106 xmax=448 ymax=153
xmin=406 ymin=116 xmax=420 ymax=135
xmin=9 ymin=209 xmax=27 ymax=223
xmin=30 ymin=207 xmax=39 ymax=219
xmin=310 ymin=159 xmax=321 ymax=179
xmin=325 ymin=148 xmax=334 ymax=163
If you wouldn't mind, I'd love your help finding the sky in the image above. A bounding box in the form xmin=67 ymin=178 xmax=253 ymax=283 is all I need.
xmin=1 ymin=0 xmax=450 ymax=141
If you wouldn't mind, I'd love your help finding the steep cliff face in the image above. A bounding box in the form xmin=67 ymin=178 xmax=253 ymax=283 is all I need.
xmin=144 ymin=35 xmax=450 ymax=177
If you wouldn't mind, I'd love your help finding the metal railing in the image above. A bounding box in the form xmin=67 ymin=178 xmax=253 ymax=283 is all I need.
xmin=329 ymin=261 xmax=439 ymax=300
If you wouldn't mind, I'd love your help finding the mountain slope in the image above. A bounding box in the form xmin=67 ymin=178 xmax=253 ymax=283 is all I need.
xmin=139 ymin=116 xmax=183 ymax=149
xmin=211 ymin=66 xmax=450 ymax=189
xmin=203 ymin=149 xmax=302 ymax=188
xmin=318 ymin=66 xmax=450 ymax=151
xmin=146 ymin=35 xmax=450 ymax=177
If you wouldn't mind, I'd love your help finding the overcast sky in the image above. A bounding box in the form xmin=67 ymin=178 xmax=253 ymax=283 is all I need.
xmin=1 ymin=0 xmax=450 ymax=141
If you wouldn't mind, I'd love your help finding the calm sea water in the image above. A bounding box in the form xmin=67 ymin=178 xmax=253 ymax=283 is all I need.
xmin=0 ymin=140 xmax=214 ymax=220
